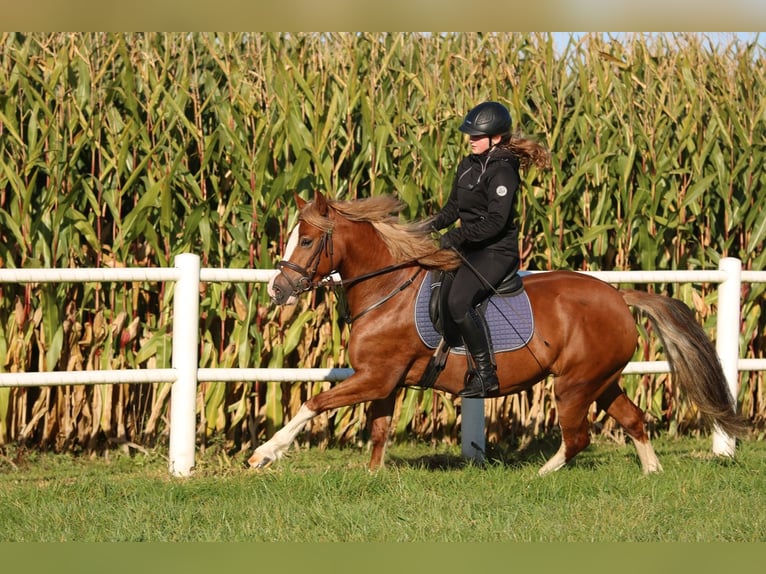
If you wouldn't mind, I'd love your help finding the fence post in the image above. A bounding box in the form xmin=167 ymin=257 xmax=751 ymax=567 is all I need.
xmin=168 ymin=253 xmax=200 ymax=477
xmin=712 ymin=257 xmax=741 ymax=457
xmin=461 ymin=398 xmax=486 ymax=463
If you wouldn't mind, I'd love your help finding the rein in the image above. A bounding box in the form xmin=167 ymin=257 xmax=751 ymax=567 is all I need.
xmin=327 ymin=260 xmax=414 ymax=289
xmin=330 ymin=267 xmax=422 ymax=324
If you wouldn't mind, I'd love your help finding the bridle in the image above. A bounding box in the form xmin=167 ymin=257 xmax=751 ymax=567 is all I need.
xmin=275 ymin=225 xmax=334 ymax=298
xmin=275 ymin=220 xmax=421 ymax=323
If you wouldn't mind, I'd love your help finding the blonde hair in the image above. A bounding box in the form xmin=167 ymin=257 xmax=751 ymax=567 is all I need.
xmin=502 ymin=134 xmax=552 ymax=171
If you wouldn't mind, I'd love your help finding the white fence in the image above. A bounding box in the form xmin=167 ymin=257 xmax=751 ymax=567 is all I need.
xmin=1 ymin=255 xmax=764 ymax=476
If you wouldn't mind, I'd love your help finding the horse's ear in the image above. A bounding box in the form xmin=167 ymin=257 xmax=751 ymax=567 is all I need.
xmin=313 ymin=190 xmax=329 ymax=216
xmin=294 ymin=193 xmax=307 ymax=209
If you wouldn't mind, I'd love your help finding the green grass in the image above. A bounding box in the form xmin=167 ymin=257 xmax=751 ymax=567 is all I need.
xmin=1 ymin=436 xmax=764 ymax=542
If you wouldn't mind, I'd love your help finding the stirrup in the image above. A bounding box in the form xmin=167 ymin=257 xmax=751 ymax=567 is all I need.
xmin=459 ymin=370 xmax=498 ymax=398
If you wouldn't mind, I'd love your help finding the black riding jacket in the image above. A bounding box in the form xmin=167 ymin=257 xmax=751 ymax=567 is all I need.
xmin=432 ymin=146 xmax=521 ymax=258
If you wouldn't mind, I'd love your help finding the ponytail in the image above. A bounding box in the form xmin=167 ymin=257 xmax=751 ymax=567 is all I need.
xmin=502 ymin=135 xmax=551 ymax=171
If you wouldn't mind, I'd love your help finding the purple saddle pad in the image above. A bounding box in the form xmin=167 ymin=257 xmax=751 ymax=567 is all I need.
xmin=414 ymin=272 xmax=534 ymax=355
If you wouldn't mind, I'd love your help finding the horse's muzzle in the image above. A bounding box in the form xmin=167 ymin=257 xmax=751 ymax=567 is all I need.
xmin=268 ymin=274 xmax=300 ymax=306
xmin=269 ymin=283 xmax=288 ymax=305
xmin=270 ymin=288 xmax=296 ymax=307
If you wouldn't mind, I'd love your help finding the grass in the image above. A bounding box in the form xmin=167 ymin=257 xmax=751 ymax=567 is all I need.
xmin=1 ymin=436 xmax=765 ymax=542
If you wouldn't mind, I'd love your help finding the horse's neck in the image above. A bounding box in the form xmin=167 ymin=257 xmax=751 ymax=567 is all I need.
xmin=340 ymin=233 xmax=412 ymax=305
xmin=340 ymin=225 xmax=395 ymax=277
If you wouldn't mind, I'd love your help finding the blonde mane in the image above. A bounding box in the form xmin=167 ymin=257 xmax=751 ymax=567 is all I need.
xmin=300 ymin=195 xmax=460 ymax=270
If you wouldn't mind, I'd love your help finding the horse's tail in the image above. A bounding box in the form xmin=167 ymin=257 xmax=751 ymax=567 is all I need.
xmin=622 ymin=289 xmax=748 ymax=438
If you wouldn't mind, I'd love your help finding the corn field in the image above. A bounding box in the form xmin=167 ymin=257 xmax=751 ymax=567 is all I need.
xmin=0 ymin=32 xmax=764 ymax=456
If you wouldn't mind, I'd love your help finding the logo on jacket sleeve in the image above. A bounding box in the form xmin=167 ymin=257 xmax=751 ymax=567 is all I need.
xmin=495 ymin=185 xmax=508 ymax=197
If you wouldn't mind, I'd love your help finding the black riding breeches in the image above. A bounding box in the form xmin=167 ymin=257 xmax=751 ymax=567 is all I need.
xmin=444 ymin=249 xmax=519 ymax=322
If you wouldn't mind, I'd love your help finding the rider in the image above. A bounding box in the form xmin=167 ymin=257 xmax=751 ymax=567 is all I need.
xmin=430 ymin=101 xmax=550 ymax=398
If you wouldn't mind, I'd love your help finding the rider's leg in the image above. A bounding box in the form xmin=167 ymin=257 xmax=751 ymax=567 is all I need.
xmin=454 ymin=306 xmax=498 ymax=397
xmin=445 ymin=254 xmax=507 ymax=398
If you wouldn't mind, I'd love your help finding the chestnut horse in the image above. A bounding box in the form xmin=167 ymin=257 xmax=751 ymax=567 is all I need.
xmin=249 ymin=191 xmax=746 ymax=475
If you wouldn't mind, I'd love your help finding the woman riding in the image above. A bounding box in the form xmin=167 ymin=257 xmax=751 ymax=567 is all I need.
xmin=430 ymin=101 xmax=551 ymax=398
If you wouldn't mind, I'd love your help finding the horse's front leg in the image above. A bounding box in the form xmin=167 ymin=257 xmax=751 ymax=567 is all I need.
xmin=367 ymin=392 xmax=397 ymax=471
xmin=247 ymin=368 xmax=401 ymax=470
xmin=247 ymin=403 xmax=317 ymax=469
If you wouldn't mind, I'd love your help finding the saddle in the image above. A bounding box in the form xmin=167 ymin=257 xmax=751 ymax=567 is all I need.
xmin=417 ymin=265 xmax=532 ymax=389
xmin=428 ymin=264 xmax=524 ymax=348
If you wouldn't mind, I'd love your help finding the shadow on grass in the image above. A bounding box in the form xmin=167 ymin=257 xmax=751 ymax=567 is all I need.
xmin=387 ymin=434 xmax=566 ymax=472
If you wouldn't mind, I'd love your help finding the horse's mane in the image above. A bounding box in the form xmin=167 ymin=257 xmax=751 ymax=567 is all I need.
xmin=301 ymin=195 xmax=461 ymax=270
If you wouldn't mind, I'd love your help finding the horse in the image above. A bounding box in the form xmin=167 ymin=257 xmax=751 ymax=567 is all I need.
xmin=248 ymin=191 xmax=747 ymax=475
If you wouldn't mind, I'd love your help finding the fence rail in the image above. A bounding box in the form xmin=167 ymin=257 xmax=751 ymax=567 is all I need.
xmin=1 ymin=256 xmax=764 ymax=476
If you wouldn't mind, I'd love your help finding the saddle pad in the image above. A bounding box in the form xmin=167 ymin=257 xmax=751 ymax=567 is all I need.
xmin=414 ymin=272 xmax=534 ymax=354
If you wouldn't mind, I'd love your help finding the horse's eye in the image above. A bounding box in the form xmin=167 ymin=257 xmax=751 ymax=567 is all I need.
xmin=299 ymin=237 xmax=313 ymax=248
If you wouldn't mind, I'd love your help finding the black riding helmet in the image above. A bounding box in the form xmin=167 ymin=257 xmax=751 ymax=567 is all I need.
xmin=459 ymin=101 xmax=512 ymax=136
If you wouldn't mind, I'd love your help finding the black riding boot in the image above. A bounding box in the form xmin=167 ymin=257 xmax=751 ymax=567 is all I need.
xmin=456 ymin=307 xmax=499 ymax=398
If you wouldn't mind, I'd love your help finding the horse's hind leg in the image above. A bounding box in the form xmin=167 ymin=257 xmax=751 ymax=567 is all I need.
xmin=538 ymin=377 xmax=592 ymax=476
xmin=538 ymin=413 xmax=590 ymax=476
xmin=597 ymin=381 xmax=663 ymax=474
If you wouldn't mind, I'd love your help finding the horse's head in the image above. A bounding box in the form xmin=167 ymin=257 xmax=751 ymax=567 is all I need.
xmin=268 ymin=191 xmax=337 ymax=305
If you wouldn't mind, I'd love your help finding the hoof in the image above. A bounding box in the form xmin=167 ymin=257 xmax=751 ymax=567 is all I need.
xmin=247 ymin=453 xmax=273 ymax=470
xmin=642 ymin=461 xmax=664 ymax=475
